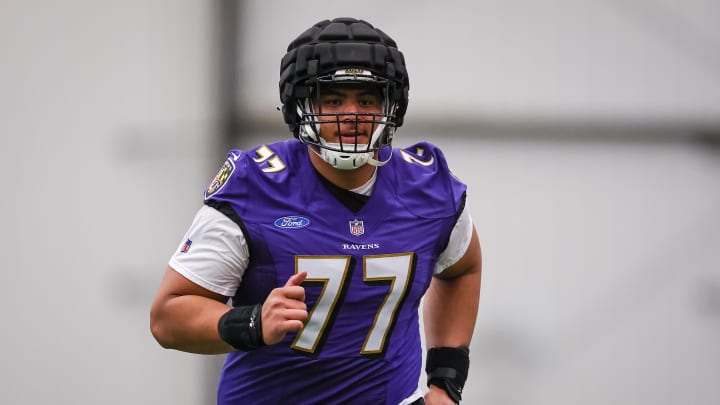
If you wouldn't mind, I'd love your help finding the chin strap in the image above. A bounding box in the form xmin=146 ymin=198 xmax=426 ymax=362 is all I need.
xmin=310 ymin=142 xmax=392 ymax=170
xmin=319 ymin=146 xmax=373 ymax=170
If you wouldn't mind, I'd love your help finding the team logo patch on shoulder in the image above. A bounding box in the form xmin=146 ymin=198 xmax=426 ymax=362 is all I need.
xmin=205 ymin=158 xmax=235 ymax=199
xmin=274 ymin=216 xmax=311 ymax=229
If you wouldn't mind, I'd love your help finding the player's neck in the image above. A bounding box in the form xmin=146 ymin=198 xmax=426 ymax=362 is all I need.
xmin=308 ymin=150 xmax=376 ymax=190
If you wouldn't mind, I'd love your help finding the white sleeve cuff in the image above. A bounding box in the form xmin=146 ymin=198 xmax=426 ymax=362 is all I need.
xmin=434 ymin=205 xmax=473 ymax=275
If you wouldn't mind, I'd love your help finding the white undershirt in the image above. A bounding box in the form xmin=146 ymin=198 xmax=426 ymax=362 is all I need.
xmin=348 ymin=167 xmax=378 ymax=195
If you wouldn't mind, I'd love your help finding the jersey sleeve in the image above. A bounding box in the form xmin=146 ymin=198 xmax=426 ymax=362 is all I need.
xmin=393 ymin=142 xmax=468 ymax=219
xmin=168 ymin=205 xmax=249 ymax=296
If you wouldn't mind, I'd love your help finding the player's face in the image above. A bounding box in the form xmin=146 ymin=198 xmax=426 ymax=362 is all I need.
xmin=315 ymin=84 xmax=384 ymax=148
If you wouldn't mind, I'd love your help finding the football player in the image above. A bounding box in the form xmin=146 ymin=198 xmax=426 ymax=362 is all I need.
xmin=150 ymin=17 xmax=482 ymax=405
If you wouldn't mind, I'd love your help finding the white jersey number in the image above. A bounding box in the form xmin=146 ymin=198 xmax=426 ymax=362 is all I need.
xmin=291 ymin=253 xmax=415 ymax=355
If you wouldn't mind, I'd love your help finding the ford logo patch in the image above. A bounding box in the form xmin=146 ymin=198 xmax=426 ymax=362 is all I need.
xmin=274 ymin=216 xmax=310 ymax=229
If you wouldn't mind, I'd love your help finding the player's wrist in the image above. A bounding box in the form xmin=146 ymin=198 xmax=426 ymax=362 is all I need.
xmin=217 ymin=304 xmax=266 ymax=350
xmin=426 ymin=384 xmax=456 ymax=404
xmin=425 ymin=346 xmax=470 ymax=403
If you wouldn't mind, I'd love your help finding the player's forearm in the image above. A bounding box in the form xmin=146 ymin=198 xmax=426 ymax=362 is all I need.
xmin=150 ymin=294 xmax=235 ymax=354
xmin=423 ymin=268 xmax=481 ymax=348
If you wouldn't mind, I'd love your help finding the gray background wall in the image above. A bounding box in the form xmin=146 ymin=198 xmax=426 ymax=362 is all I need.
xmin=2 ymin=1 xmax=719 ymax=404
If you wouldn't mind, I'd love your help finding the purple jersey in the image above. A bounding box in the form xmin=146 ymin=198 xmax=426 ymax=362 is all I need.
xmin=205 ymin=139 xmax=467 ymax=404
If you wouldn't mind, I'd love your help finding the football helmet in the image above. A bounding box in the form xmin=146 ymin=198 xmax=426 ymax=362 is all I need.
xmin=279 ymin=18 xmax=410 ymax=170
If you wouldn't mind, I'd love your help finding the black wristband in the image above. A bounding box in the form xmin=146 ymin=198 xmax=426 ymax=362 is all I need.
xmin=426 ymin=346 xmax=470 ymax=403
xmin=217 ymin=304 xmax=265 ymax=351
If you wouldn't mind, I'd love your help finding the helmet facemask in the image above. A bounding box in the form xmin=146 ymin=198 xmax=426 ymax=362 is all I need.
xmin=296 ymin=69 xmax=398 ymax=170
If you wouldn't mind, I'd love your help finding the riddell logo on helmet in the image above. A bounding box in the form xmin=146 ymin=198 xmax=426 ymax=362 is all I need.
xmin=342 ymin=68 xmax=369 ymax=75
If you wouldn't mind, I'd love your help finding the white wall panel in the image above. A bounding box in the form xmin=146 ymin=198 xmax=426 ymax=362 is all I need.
xmin=239 ymin=0 xmax=720 ymax=126
xmin=1 ymin=1 xmax=221 ymax=404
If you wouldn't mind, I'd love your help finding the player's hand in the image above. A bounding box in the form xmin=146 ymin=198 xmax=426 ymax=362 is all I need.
xmin=424 ymin=384 xmax=458 ymax=405
xmin=261 ymin=272 xmax=308 ymax=345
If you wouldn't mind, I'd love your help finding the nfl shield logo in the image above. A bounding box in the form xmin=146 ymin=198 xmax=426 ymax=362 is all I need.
xmin=349 ymin=219 xmax=364 ymax=236
xmin=180 ymin=239 xmax=193 ymax=253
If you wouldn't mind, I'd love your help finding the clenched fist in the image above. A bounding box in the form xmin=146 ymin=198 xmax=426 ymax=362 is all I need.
xmin=261 ymin=272 xmax=308 ymax=345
